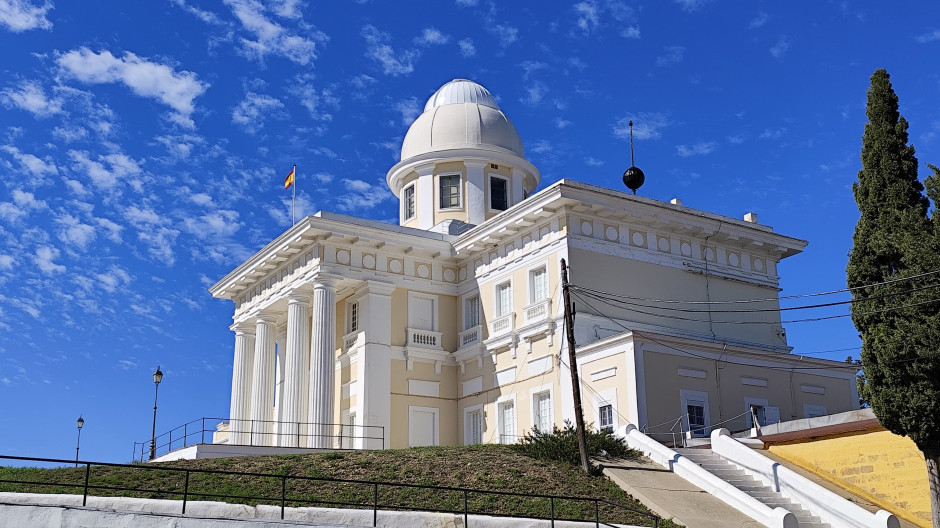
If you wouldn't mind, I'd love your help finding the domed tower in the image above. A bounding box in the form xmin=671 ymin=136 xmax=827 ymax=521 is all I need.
xmin=386 ymin=79 xmax=541 ymax=231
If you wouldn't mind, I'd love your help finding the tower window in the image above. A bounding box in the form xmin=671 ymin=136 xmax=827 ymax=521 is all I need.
xmin=490 ymin=176 xmax=508 ymax=211
xmin=403 ymin=185 xmax=415 ymax=220
xmin=439 ymin=174 xmax=461 ymax=209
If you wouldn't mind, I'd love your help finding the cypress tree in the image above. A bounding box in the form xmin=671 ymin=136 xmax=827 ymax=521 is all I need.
xmin=847 ymin=69 xmax=940 ymax=526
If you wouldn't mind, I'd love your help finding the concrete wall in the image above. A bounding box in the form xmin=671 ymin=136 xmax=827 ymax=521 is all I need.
xmin=767 ymin=428 xmax=931 ymax=527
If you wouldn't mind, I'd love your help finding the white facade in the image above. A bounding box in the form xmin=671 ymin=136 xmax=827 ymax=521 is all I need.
xmin=210 ymin=79 xmax=859 ymax=450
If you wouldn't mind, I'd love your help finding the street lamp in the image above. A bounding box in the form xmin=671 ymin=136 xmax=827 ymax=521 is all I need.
xmin=75 ymin=415 xmax=84 ymax=467
xmin=149 ymin=365 xmax=163 ymax=460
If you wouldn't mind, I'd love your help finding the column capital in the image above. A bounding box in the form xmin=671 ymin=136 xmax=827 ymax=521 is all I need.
xmin=286 ymin=288 xmax=313 ymax=305
xmin=413 ymin=161 xmax=435 ymax=176
xmin=362 ymin=280 xmax=396 ymax=297
xmin=256 ymin=310 xmax=279 ymax=325
xmin=230 ymin=321 xmax=257 ymax=334
xmin=312 ymin=273 xmax=343 ymax=290
xmin=463 ymin=159 xmax=490 ymax=169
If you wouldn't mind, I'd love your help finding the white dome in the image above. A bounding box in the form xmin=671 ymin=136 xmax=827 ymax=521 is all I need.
xmin=424 ymin=79 xmax=499 ymax=112
xmin=401 ymin=79 xmax=524 ymax=161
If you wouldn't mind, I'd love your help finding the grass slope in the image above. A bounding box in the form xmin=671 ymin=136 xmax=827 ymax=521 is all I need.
xmin=0 ymin=445 xmax=673 ymax=526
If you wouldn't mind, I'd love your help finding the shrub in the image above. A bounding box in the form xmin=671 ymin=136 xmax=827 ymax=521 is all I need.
xmin=512 ymin=421 xmax=641 ymax=474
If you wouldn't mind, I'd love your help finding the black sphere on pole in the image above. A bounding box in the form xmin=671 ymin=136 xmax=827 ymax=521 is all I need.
xmin=149 ymin=366 xmax=163 ymax=460
xmin=622 ymin=120 xmax=645 ymax=194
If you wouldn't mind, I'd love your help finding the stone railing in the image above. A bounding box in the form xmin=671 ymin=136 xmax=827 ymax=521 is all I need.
xmin=342 ymin=331 xmax=362 ymax=353
xmin=489 ymin=313 xmax=515 ymax=338
xmin=407 ymin=328 xmax=443 ymax=349
xmin=524 ymin=299 xmax=551 ymax=323
xmin=459 ymin=326 xmax=482 ymax=347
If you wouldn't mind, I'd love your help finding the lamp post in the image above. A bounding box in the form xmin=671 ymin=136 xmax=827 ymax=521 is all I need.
xmin=75 ymin=415 xmax=84 ymax=467
xmin=149 ymin=365 xmax=163 ymax=460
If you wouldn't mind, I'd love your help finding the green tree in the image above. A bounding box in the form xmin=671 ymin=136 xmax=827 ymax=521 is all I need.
xmin=847 ymin=69 xmax=940 ymax=526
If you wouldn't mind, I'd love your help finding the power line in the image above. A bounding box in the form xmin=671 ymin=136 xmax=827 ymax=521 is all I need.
xmin=569 ymin=267 xmax=940 ymax=307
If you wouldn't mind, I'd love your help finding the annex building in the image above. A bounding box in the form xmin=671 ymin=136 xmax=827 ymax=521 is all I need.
xmin=209 ymin=79 xmax=860 ymax=451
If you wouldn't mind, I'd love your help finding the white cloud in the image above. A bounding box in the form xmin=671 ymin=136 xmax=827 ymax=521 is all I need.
xmin=68 ymin=150 xmax=143 ymax=189
xmin=491 ymin=24 xmax=518 ymax=47
xmin=270 ymin=192 xmax=315 ymax=225
xmin=362 ymin=24 xmax=419 ymax=76
xmin=727 ymin=133 xmax=746 ymax=145
xmin=231 ymin=92 xmax=284 ymax=133
xmin=95 ymin=265 xmax=132 ymax=293
xmin=621 ymin=26 xmax=640 ymax=39
xmin=415 ymin=27 xmax=449 ymax=46
xmin=335 ymin=179 xmax=393 ymax=212
xmin=520 ymin=60 xmax=548 ymax=80
xmin=33 ymin=245 xmax=65 ymax=275
xmin=555 ymin=118 xmax=572 ymax=129
xmin=455 ymin=0 xmax=477 ymax=5
xmin=288 ymin=73 xmax=338 ymax=122
xmin=674 ymin=0 xmax=711 ymax=13
xmin=520 ymin=81 xmax=548 ymax=106
xmin=224 ymin=0 xmax=327 ymax=65
xmin=656 ymin=46 xmax=685 ymax=66
xmin=0 ymin=254 xmax=12 ymax=270
xmin=573 ymin=1 xmax=600 ymax=34
xmin=0 ymin=189 xmax=46 ymax=222
xmin=55 ymin=214 xmax=96 ymax=249
xmin=169 ymin=0 xmax=223 ymax=25
xmin=585 ymin=157 xmax=604 ymax=167
xmin=613 ymin=112 xmax=669 ymax=140
xmin=676 ymin=141 xmax=718 ymax=157
xmin=52 ymin=126 xmax=89 ymax=143
xmin=95 ymin=217 xmax=123 ymax=242
xmin=56 ymin=48 xmax=208 ymax=126
xmin=124 ymin=205 xmax=165 ymax=227
xmin=271 ymin=0 xmax=302 ymax=18
xmin=748 ymin=12 xmax=770 ymax=29
xmin=312 ymin=172 xmax=333 ymax=184
xmin=458 ymin=38 xmax=476 ymax=57
xmin=395 ymin=97 xmax=420 ymax=126
xmin=770 ymin=36 xmax=790 ymax=57
xmin=137 ymin=226 xmax=179 ymax=266
xmin=181 ymin=209 xmax=242 ymax=239
xmin=759 ymin=127 xmax=787 ymax=139
xmin=915 ymin=29 xmax=940 ymax=43
xmin=0 ymin=0 xmax=53 ymax=32
xmin=0 ymin=145 xmax=58 ymax=178
xmin=154 ymin=133 xmax=205 ymax=159
xmin=0 ymin=80 xmax=64 ymax=117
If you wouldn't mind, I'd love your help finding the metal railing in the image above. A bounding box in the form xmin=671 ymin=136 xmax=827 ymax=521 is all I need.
xmin=0 ymin=454 xmax=660 ymax=527
xmin=642 ymin=410 xmax=752 ymax=448
xmin=133 ymin=417 xmax=385 ymax=462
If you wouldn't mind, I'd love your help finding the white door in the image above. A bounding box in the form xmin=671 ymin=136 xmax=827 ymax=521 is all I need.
xmin=409 ymin=407 xmax=437 ymax=447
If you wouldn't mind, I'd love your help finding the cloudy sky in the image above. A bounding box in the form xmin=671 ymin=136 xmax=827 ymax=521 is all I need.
xmin=1 ymin=0 xmax=938 ymax=462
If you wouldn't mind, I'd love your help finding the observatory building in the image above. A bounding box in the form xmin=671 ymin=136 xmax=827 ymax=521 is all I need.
xmin=209 ymin=79 xmax=859 ymax=450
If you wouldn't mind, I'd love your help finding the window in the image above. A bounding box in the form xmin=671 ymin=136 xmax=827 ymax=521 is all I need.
xmin=529 ymin=266 xmax=548 ymax=303
xmin=403 ymin=185 xmax=415 ymax=220
xmin=687 ymin=402 xmax=706 ymax=436
xmin=349 ymin=301 xmax=359 ymax=333
xmin=534 ymin=392 xmax=551 ymax=432
xmin=490 ymin=176 xmax=508 ymax=211
xmin=465 ymin=296 xmax=480 ymax=329
xmin=496 ymin=281 xmax=512 ymax=317
xmin=439 ymin=174 xmax=461 ymax=209
xmin=467 ymin=410 xmax=482 ymax=445
xmin=599 ymin=404 xmax=614 ymax=432
xmin=499 ymin=401 xmax=516 ymax=444
xmin=342 ymin=413 xmax=356 ymax=449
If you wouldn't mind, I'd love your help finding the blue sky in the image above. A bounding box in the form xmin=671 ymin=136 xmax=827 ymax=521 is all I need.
xmin=1 ymin=0 xmax=938 ymax=463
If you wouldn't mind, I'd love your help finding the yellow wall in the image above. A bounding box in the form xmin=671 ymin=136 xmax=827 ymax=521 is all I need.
xmin=768 ymin=429 xmax=931 ymax=527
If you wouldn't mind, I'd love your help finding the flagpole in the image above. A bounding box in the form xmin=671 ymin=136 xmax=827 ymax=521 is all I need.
xmin=292 ymin=164 xmax=296 ymax=225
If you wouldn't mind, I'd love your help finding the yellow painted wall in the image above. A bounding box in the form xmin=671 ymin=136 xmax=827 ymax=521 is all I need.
xmin=768 ymin=429 xmax=931 ymax=527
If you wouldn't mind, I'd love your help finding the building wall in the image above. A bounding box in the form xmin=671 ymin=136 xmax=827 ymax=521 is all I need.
xmin=767 ymin=429 xmax=931 ymax=528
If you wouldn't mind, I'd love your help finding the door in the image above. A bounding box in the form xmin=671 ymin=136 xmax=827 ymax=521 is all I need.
xmin=409 ymin=407 xmax=437 ymax=447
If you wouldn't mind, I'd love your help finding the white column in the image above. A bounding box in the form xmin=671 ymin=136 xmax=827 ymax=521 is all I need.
xmin=278 ymin=291 xmax=311 ymax=447
xmin=272 ymin=325 xmax=287 ymax=438
xmin=308 ymin=278 xmax=338 ymax=448
xmin=249 ymin=313 xmax=277 ymax=446
xmin=356 ymin=281 xmax=396 ymax=449
xmin=415 ymin=162 xmax=435 ymax=230
xmin=229 ymin=322 xmax=255 ymax=445
xmin=464 ymin=159 xmax=487 ymax=225
xmin=511 ymin=167 xmax=525 ymax=207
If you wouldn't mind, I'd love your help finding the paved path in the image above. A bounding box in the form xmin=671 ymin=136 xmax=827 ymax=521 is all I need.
xmin=600 ymin=456 xmax=764 ymax=528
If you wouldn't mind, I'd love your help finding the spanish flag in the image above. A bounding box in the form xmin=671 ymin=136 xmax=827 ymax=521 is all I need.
xmin=284 ymin=165 xmax=296 ymax=189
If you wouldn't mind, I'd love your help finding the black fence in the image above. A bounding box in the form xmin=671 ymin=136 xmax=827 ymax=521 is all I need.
xmin=0 ymin=454 xmax=660 ymax=527
xmin=133 ymin=417 xmax=386 ymax=462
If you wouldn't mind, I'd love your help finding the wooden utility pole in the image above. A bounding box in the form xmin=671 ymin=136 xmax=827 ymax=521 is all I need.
xmin=560 ymin=258 xmax=591 ymax=474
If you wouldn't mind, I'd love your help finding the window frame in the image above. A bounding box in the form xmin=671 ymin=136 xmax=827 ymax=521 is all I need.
xmin=438 ymin=173 xmax=462 ymax=210
xmin=494 ymin=280 xmax=513 ymax=318
xmin=348 ymin=300 xmax=360 ymax=333
xmin=532 ymin=390 xmax=552 ymax=432
xmin=680 ymin=389 xmax=711 ymax=438
xmin=496 ymin=395 xmax=517 ymax=445
xmin=402 ymin=183 xmax=416 ymax=221
xmin=488 ymin=174 xmax=509 ymax=212
xmin=599 ymin=404 xmax=614 ymax=432
xmin=464 ymin=404 xmax=484 ymax=445
xmin=464 ymin=294 xmax=481 ymax=330
xmin=528 ymin=264 xmax=549 ymax=304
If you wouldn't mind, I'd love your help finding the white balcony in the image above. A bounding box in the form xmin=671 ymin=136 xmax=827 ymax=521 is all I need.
xmin=342 ymin=330 xmax=363 ymax=354
xmin=489 ymin=313 xmax=515 ymax=338
xmin=459 ymin=326 xmax=482 ymax=347
xmin=407 ymin=328 xmax=443 ymax=350
xmin=524 ymin=299 xmax=551 ymax=323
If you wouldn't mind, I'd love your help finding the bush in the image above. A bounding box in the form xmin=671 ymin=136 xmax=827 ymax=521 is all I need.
xmin=512 ymin=421 xmax=641 ymax=474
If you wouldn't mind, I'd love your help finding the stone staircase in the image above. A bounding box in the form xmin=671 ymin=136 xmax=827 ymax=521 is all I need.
xmin=674 ymin=448 xmax=830 ymax=528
